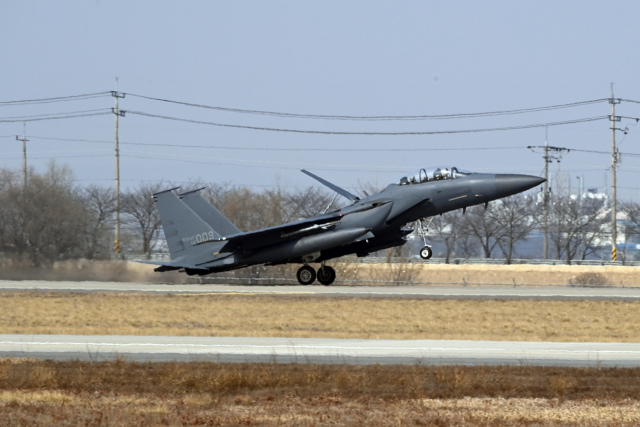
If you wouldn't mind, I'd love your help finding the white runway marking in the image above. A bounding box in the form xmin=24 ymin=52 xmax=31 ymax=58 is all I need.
xmin=2 ymin=280 xmax=640 ymax=300
xmin=2 ymin=335 xmax=639 ymax=366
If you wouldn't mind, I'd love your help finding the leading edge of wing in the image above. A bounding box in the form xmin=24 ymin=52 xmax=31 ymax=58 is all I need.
xmin=301 ymin=169 xmax=359 ymax=202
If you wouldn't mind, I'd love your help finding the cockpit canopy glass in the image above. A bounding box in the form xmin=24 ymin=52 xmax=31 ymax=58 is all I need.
xmin=399 ymin=167 xmax=471 ymax=185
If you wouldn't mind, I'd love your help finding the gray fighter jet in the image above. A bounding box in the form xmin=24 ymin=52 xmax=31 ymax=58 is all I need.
xmin=140 ymin=167 xmax=544 ymax=285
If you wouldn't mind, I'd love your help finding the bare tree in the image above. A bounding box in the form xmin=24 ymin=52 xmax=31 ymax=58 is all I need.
xmin=284 ymin=186 xmax=334 ymax=219
xmin=461 ymin=205 xmax=503 ymax=258
xmin=617 ymin=201 xmax=640 ymax=261
xmin=0 ymin=163 xmax=86 ymax=265
xmin=429 ymin=210 xmax=465 ymax=263
xmin=201 ymin=183 xmax=333 ymax=232
xmin=80 ymin=185 xmax=115 ymax=259
xmin=121 ymin=183 xmax=164 ymax=256
xmin=491 ymin=194 xmax=538 ymax=264
xmin=547 ymin=193 xmax=607 ymax=264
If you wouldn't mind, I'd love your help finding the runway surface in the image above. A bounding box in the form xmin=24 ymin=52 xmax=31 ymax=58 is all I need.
xmin=2 ymin=280 xmax=640 ymax=300
xmin=1 ymin=334 xmax=638 ymax=367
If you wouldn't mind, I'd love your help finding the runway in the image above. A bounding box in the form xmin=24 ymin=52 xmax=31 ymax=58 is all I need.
xmin=1 ymin=334 xmax=638 ymax=367
xmin=2 ymin=280 xmax=640 ymax=300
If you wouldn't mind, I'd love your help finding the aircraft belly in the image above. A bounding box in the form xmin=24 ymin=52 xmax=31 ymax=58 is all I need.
xmin=237 ymin=227 xmax=370 ymax=266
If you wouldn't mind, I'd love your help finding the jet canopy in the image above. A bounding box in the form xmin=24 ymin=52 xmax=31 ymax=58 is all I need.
xmin=399 ymin=166 xmax=471 ymax=185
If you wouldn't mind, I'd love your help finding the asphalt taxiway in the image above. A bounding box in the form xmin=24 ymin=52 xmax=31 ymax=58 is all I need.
xmin=1 ymin=280 xmax=640 ymax=300
xmin=1 ymin=334 xmax=637 ymax=367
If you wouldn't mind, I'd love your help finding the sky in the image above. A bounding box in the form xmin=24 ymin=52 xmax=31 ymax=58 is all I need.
xmin=2 ymin=1 xmax=640 ymax=200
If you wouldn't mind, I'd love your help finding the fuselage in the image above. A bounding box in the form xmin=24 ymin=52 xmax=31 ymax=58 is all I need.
xmin=199 ymin=173 xmax=544 ymax=271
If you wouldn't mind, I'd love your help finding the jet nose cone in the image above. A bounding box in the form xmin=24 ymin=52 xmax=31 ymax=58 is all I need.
xmin=495 ymin=174 xmax=546 ymax=198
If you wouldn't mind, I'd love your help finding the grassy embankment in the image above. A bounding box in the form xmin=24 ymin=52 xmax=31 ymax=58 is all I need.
xmin=2 ymin=258 xmax=640 ymax=286
xmin=1 ymin=292 xmax=639 ymax=342
xmin=1 ymin=359 xmax=640 ymax=426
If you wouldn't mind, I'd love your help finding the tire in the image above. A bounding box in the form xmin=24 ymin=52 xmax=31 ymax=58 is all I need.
xmin=317 ymin=266 xmax=336 ymax=286
xmin=419 ymin=246 xmax=433 ymax=260
xmin=297 ymin=265 xmax=316 ymax=285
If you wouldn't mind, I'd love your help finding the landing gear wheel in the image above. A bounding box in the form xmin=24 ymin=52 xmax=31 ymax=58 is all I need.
xmin=317 ymin=266 xmax=336 ymax=286
xmin=419 ymin=246 xmax=433 ymax=260
xmin=297 ymin=265 xmax=316 ymax=285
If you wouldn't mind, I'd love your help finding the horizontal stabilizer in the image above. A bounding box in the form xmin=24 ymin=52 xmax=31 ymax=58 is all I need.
xmin=301 ymin=169 xmax=359 ymax=202
xmin=135 ymin=260 xmax=209 ymax=272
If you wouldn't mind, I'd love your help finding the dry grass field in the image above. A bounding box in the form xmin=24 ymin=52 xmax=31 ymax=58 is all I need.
xmin=1 ymin=359 xmax=640 ymax=426
xmin=1 ymin=291 xmax=639 ymax=342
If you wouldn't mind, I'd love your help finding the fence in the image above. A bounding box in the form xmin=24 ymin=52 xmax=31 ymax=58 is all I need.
xmin=122 ymin=253 xmax=640 ymax=267
xmin=121 ymin=253 xmax=640 ymax=287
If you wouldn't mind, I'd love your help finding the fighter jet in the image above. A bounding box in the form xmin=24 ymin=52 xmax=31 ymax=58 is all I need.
xmin=140 ymin=167 xmax=544 ymax=285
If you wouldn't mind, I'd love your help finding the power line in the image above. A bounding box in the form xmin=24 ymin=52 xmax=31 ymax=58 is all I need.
xmin=123 ymin=142 xmax=524 ymax=152
xmin=24 ymin=136 xmax=527 ymax=151
xmin=0 ymin=92 xmax=111 ymax=106
xmin=122 ymin=110 xmax=609 ymax=135
xmin=126 ymin=93 xmax=608 ymax=121
xmin=123 ymin=149 xmax=408 ymax=169
xmin=123 ymin=154 xmax=406 ymax=173
xmin=28 ymin=136 xmax=113 ymax=144
xmin=0 ymin=154 xmax=111 ymax=160
xmin=25 ymin=134 xmax=640 ymax=156
xmin=0 ymin=110 xmax=111 ymax=123
xmin=0 ymin=108 xmax=110 ymax=120
xmin=569 ymin=148 xmax=640 ymax=157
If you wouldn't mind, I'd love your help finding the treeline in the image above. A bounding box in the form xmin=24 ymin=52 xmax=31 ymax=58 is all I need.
xmin=2 ymin=163 xmax=640 ymax=265
xmin=428 ymin=191 xmax=640 ymax=264
xmin=0 ymin=164 xmax=333 ymax=265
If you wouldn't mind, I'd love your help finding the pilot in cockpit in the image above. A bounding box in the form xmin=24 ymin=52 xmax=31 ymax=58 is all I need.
xmin=398 ymin=167 xmax=471 ymax=185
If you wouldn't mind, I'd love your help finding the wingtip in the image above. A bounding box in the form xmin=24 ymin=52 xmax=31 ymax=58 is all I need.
xmin=152 ymin=187 xmax=181 ymax=197
xmin=178 ymin=187 xmax=206 ymax=197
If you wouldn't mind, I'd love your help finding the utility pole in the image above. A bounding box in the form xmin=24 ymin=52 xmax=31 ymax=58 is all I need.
xmin=610 ymin=85 xmax=621 ymax=261
xmin=528 ymin=133 xmax=569 ymax=260
xmin=543 ymin=128 xmax=549 ymax=259
xmin=112 ymin=80 xmax=125 ymax=256
xmin=576 ymin=175 xmax=584 ymax=201
xmin=15 ymin=122 xmax=28 ymax=190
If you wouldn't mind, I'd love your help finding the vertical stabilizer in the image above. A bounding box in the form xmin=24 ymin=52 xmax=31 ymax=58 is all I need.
xmin=153 ymin=188 xmax=217 ymax=259
xmin=180 ymin=188 xmax=241 ymax=237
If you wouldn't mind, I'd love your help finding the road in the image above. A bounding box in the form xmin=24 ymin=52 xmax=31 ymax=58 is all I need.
xmin=1 ymin=334 xmax=637 ymax=367
xmin=2 ymin=280 xmax=640 ymax=300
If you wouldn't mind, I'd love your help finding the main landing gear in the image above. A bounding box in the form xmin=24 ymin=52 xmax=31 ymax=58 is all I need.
xmin=296 ymin=263 xmax=336 ymax=286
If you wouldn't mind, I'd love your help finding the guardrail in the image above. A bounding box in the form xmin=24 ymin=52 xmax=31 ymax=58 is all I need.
xmin=356 ymin=257 xmax=640 ymax=267
xmin=121 ymin=253 xmax=640 ymax=267
xmin=191 ymin=276 xmax=640 ymax=288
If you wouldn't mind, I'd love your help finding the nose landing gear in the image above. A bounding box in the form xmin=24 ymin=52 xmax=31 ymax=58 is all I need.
xmin=416 ymin=217 xmax=433 ymax=260
xmin=419 ymin=246 xmax=433 ymax=260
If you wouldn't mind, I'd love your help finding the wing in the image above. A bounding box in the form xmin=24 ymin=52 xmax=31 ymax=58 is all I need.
xmin=217 ymin=200 xmax=395 ymax=252
xmin=301 ymin=169 xmax=359 ymax=202
xmin=216 ymin=212 xmax=343 ymax=251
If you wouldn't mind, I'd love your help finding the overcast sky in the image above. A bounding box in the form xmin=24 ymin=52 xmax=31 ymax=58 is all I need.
xmin=2 ymin=1 xmax=640 ymax=200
